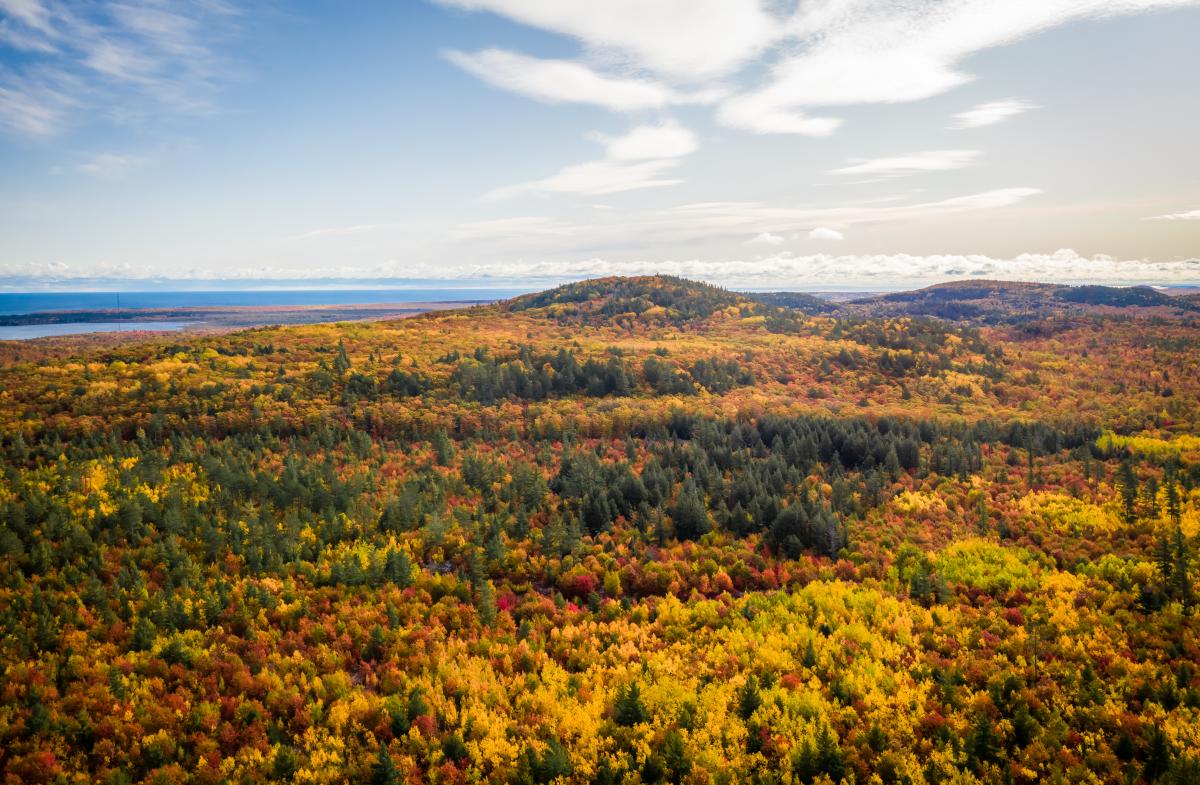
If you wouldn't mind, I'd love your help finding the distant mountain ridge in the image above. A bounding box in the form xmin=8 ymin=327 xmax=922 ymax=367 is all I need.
xmin=846 ymin=279 xmax=1198 ymax=322
xmin=746 ymin=279 xmax=1198 ymax=324
xmin=503 ymin=276 xmax=1198 ymax=328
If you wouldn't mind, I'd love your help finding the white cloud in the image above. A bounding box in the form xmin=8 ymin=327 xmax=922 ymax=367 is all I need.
xmin=808 ymin=227 xmax=843 ymax=241
xmin=444 ymin=49 xmax=685 ymax=111
xmin=439 ymin=1 xmax=1200 ymax=143
xmin=661 ymin=187 xmax=1040 ymax=238
xmin=15 ymin=248 xmax=1196 ymax=287
xmin=486 ymin=158 xmax=685 ymax=200
xmin=1147 ymin=208 xmax=1200 ymax=220
xmin=435 ymin=0 xmax=778 ymax=79
xmin=952 ymin=98 xmax=1038 ymax=129
xmin=459 ymin=187 xmax=1041 ymax=253
xmin=0 ymin=0 xmax=54 ymax=35
xmin=422 ymin=249 xmax=1200 ymax=287
xmin=719 ymin=0 xmax=1199 ymax=134
xmin=444 ymin=1 xmax=1200 ymax=137
xmin=716 ymin=98 xmax=842 ymax=137
xmin=485 ymin=121 xmax=698 ymax=199
xmin=0 ymin=81 xmax=70 ymax=136
xmin=747 ymin=231 xmax=784 ymax=245
xmin=590 ymin=121 xmax=697 ymax=160
xmin=0 ymin=0 xmax=241 ymax=137
xmin=829 ymin=150 xmax=980 ymax=177
xmin=75 ymin=151 xmax=149 ymax=177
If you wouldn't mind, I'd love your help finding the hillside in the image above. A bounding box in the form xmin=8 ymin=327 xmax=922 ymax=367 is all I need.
xmin=0 ymin=275 xmax=1198 ymax=784
xmin=506 ymin=275 xmax=745 ymax=326
xmin=846 ymin=279 xmax=1199 ymax=323
xmin=741 ymin=290 xmax=839 ymax=315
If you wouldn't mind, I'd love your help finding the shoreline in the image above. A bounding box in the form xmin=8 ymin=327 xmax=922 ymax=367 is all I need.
xmin=0 ymin=300 xmax=491 ymax=341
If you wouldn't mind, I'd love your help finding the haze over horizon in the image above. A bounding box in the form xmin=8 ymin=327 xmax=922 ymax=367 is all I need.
xmin=2 ymin=1 xmax=1199 ymax=290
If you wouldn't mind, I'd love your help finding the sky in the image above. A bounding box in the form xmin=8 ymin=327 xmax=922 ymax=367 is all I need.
xmin=1 ymin=0 xmax=1198 ymax=291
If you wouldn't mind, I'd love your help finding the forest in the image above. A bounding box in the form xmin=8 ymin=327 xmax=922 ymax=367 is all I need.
xmin=0 ymin=275 xmax=1197 ymax=785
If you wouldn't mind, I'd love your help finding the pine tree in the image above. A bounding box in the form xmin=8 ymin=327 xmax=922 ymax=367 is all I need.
xmin=560 ymin=514 xmax=582 ymax=556
xmin=815 ymin=724 xmax=845 ymax=782
xmin=333 ymin=339 xmax=352 ymax=376
xmin=131 ymin=615 xmax=156 ymax=652
xmin=1143 ymin=725 xmax=1172 ymax=783
xmin=1174 ymin=526 xmax=1193 ymax=610
xmin=369 ymin=743 xmax=401 ymax=785
xmin=881 ymin=444 xmax=901 ymax=480
xmin=661 ymin=729 xmax=691 ymax=784
xmin=792 ymin=739 xmax=818 ymax=784
xmin=477 ymin=579 xmax=497 ymax=627
xmin=1156 ymin=535 xmax=1175 ymax=590
xmin=669 ymin=478 xmax=711 ymax=541
xmin=431 ymin=429 xmax=454 ymax=466
xmin=364 ymin=624 xmax=385 ymax=662
xmin=1118 ymin=460 xmax=1139 ymax=523
xmin=614 ymin=683 xmax=648 ymax=726
xmin=802 ymin=638 xmax=817 ymax=668
xmin=736 ymin=675 xmax=762 ymax=720
xmin=384 ymin=548 xmax=412 ymax=588
xmin=1166 ymin=477 xmax=1182 ymax=525
xmin=515 ymin=739 xmax=572 ymax=785
xmin=967 ymin=714 xmax=1000 ymax=768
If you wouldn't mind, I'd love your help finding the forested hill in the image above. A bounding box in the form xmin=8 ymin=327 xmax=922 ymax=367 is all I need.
xmin=741 ymin=291 xmax=838 ymax=315
xmin=514 ymin=276 xmax=1200 ymax=327
xmin=841 ymin=280 xmax=1199 ymax=323
xmin=0 ymin=275 xmax=1199 ymax=784
xmin=505 ymin=275 xmax=745 ymax=326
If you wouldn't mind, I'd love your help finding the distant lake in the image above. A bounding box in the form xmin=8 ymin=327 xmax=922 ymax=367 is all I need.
xmin=0 ymin=289 xmax=532 ymax=316
xmin=0 ymin=321 xmax=194 ymax=340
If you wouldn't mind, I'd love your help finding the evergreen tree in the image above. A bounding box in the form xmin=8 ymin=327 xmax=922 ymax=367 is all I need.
xmin=477 ymin=579 xmax=497 ymax=627
xmin=1173 ymin=526 xmax=1193 ymax=610
xmin=967 ymin=714 xmax=1000 ymax=769
xmin=1143 ymin=725 xmax=1172 ymax=783
xmin=515 ymin=740 xmax=572 ymax=785
xmin=661 ymin=729 xmax=691 ymax=784
xmin=369 ymin=743 xmax=401 ymax=785
xmin=384 ymin=548 xmax=413 ymax=588
xmin=1166 ymin=477 xmax=1182 ymax=525
xmin=791 ymin=739 xmax=818 ymax=784
xmin=802 ymin=638 xmax=818 ymax=668
xmin=736 ymin=675 xmax=762 ymax=721
xmin=130 ymin=616 xmax=156 ymax=652
xmin=884 ymin=444 xmax=902 ymax=480
xmin=614 ymin=683 xmax=648 ymax=726
xmin=333 ymin=339 xmax=352 ymax=376
xmin=431 ymin=429 xmax=454 ymax=466
xmin=815 ymin=724 xmax=845 ymax=782
xmin=669 ymin=479 xmax=711 ymax=541
xmin=272 ymin=746 xmax=298 ymax=781
xmin=1118 ymin=460 xmax=1139 ymax=523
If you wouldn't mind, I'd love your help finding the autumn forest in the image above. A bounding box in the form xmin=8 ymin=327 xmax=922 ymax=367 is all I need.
xmin=1 ymin=275 xmax=1198 ymax=785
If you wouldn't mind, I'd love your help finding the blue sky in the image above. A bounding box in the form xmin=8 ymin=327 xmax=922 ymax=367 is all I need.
xmin=1 ymin=0 xmax=1198 ymax=289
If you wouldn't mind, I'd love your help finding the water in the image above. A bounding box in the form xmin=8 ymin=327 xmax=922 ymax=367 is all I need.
xmin=0 ymin=321 xmax=194 ymax=340
xmin=0 ymin=288 xmax=533 ymax=316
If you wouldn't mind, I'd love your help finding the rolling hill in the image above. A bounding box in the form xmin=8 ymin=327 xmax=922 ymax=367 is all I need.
xmin=843 ymin=279 xmax=1199 ymax=323
xmin=506 ymin=275 xmax=744 ymax=326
